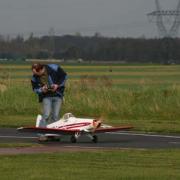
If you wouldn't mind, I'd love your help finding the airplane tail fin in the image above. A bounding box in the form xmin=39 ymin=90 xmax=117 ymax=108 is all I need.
xmin=35 ymin=115 xmax=45 ymax=127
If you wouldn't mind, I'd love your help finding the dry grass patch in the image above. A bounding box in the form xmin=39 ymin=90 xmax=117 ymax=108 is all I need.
xmin=0 ymin=84 xmax=7 ymax=92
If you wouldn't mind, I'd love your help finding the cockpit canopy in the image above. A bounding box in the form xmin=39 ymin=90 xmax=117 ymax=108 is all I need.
xmin=62 ymin=113 xmax=75 ymax=120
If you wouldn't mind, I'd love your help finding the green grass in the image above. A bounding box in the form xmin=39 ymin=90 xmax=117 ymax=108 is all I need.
xmin=0 ymin=64 xmax=180 ymax=133
xmin=0 ymin=150 xmax=180 ymax=180
xmin=1 ymin=64 xmax=180 ymax=90
xmin=1 ymin=61 xmax=180 ymax=180
xmin=0 ymin=115 xmax=35 ymax=127
xmin=0 ymin=82 xmax=180 ymax=133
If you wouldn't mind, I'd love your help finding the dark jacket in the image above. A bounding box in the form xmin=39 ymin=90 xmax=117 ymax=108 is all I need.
xmin=31 ymin=64 xmax=67 ymax=102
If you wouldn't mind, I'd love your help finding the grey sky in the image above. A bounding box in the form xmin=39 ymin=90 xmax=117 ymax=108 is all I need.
xmin=0 ymin=0 xmax=178 ymax=38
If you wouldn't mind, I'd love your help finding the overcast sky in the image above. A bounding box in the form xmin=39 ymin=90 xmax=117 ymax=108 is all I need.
xmin=0 ymin=0 xmax=178 ymax=38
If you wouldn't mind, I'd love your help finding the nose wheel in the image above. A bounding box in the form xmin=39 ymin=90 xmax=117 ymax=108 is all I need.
xmin=70 ymin=132 xmax=80 ymax=143
xmin=70 ymin=133 xmax=98 ymax=143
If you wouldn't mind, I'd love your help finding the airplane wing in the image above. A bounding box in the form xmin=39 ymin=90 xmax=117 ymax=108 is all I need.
xmin=17 ymin=125 xmax=133 ymax=135
xmin=94 ymin=125 xmax=133 ymax=133
xmin=17 ymin=126 xmax=80 ymax=135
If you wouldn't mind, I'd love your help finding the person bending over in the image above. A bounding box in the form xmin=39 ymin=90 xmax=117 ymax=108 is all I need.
xmin=31 ymin=63 xmax=67 ymax=127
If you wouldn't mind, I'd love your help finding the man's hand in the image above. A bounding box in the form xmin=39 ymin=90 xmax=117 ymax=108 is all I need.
xmin=42 ymin=85 xmax=48 ymax=93
xmin=51 ymin=84 xmax=59 ymax=92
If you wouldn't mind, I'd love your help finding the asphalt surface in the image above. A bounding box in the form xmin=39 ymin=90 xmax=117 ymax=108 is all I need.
xmin=1 ymin=128 xmax=180 ymax=149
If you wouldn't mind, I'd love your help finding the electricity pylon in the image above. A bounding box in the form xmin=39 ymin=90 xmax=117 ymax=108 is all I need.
xmin=147 ymin=0 xmax=180 ymax=38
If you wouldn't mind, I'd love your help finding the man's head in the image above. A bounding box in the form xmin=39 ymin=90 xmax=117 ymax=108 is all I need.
xmin=32 ymin=63 xmax=45 ymax=76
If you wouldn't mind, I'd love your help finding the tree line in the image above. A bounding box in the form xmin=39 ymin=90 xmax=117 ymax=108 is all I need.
xmin=0 ymin=34 xmax=179 ymax=64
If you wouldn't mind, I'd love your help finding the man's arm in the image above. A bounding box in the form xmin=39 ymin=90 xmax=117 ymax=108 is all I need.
xmin=31 ymin=76 xmax=44 ymax=94
xmin=56 ymin=66 xmax=67 ymax=87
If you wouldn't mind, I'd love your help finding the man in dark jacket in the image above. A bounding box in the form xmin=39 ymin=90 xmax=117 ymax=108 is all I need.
xmin=31 ymin=63 xmax=67 ymax=126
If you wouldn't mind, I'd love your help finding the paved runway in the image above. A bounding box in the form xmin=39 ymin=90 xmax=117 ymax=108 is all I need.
xmin=1 ymin=128 xmax=180 ymax=149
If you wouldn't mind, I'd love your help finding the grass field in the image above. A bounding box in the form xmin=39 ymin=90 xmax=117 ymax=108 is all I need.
xmin=0 ymin=150 xmax=180 ymax=180
xmin=0 ymin=63 xmax=180 ymax=133
xmin=0 ymin=63 xmax=180 ymax=179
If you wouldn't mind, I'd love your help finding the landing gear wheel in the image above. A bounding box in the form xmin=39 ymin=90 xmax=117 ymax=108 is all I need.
xmin=92 ymin=135 xmax=98 ymax=143
xmin=70 ymin=135 xmax=77 ymax=143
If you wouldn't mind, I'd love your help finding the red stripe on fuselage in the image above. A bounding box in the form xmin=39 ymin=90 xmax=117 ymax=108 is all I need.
xmin=57 ymin=122 xmax=91 ymax=130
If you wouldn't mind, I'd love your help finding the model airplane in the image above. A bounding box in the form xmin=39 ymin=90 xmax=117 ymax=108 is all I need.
xmin=17 ymin=113 xmax=133 ymax=143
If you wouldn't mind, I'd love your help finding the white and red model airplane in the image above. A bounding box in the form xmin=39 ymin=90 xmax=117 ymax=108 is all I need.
xmin=18 ymin=113 xmax=133 ymax=143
